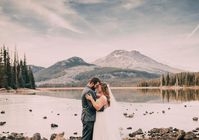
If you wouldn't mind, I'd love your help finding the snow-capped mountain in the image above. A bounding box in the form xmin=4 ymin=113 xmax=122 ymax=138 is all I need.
xmin=33 ymin=56 xmax=159 ymax=87
xmin=93 ymin=50 xmax=182 ymax=74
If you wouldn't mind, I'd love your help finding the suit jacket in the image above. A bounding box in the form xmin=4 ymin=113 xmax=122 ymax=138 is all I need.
xmin=81 ymin=86 xmax=97 ymax=122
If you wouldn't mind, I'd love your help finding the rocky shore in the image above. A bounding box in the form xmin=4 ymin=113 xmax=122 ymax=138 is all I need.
xmin=0 ymin=88 xmax=42 ymax=95
xmin=0 ymin=132 xmax=81 ymax=140
xmin=124 ymin=127 xmax=199 ymax=140
xmin=1 ymin=127 xmax=199 ymax=140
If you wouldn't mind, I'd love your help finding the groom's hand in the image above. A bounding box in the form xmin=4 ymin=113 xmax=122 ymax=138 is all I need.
xmin=85 ymin=92 xmax=96 ymax=111
xmin=85 ymin=94 xmax=92 ymax=101
xmin=98 ymin=106 xmax=104 ymax=112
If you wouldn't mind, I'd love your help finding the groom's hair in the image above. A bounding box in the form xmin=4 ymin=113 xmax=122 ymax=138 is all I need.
xmin=89 ymin=77 xmax=101 ymax=85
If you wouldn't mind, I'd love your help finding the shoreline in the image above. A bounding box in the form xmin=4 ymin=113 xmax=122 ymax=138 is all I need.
xmin=1 ymin=86 xmax=199 ymax=94
xmin=37 ymin=86 xmax=199 ymax=91
xmin=0 ymin=88 xmax=41 ymax=95
xmin=0 ymin=127 xmax=198 ymax=140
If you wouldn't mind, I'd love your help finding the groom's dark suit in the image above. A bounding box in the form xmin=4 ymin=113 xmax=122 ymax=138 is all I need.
xmin=81 ymin=86 xmax=96 ymax=140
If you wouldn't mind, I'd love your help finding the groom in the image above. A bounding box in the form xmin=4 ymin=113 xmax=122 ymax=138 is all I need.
xmin=81 ymin=77 xmax=101 ymax=140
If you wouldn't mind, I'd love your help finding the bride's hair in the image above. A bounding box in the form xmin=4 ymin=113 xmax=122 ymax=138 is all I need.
xmin=100 ymin=83 xmax=110 ymax=107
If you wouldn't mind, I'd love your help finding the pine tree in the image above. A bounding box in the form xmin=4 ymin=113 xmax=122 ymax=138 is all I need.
xmin=175 ymin=75 xmax=179 ymax=86
xmin=12 ymin=47 xmax=18 ymax=89
xmin=6 ymin=49 xmax=13 ymax=88
xmin=22 ymin=55 xmax=30 ymax=88
xmin=0 ymin=48 xmax=5 ymax=88
xmin=166 ymin=73 xmax=170 ymax=86
xmin=18 ymin=60 xmax=25 ymax=88
xmin=160 ymin=75 xmax=165 ymax=86
xmin=28 ymin=66 xmax=36 ymax=89
xmin=2 ymin=46 xmax=8 ymax=88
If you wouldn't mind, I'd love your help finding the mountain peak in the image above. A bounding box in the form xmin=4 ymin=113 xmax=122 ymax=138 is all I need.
xmin=111 ymin=50 xmax=130 ymax=58
xmin=66 ymin=56 xmax=84 ymax=63
xmin=112 ymin=50 xmax=128 ymax=54
xmin=55 ymin=56 xmax=91 ymax=67
xmin=130 ymin=50 xmax=141 ymax=54
xmin=94 ymin=50 xmax=182 ymax=74
xmin=111 ymin=50 xmax=142 ymax=57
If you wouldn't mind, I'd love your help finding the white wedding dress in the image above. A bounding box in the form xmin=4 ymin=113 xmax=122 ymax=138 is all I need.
xmin=93 ymin=85 xmax=121 ymax=140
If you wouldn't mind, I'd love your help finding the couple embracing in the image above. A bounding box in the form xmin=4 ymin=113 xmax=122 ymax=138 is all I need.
xmin=81 ymin=77 xmax=121 ymax=140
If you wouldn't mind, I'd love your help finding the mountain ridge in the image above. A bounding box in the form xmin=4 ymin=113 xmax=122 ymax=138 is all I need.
xmin=93 ymin=50 xmax=182 ymax=74
xmin=33 ymin=50 xmax=184 ymax=87
xmin=34 ymin=56 xmax=96 ymax=82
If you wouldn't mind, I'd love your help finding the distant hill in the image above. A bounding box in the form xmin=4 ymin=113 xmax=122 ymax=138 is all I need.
xmin=29 ymin=65 xmax=45 ymax=73
xmin=74 ymin=67 xmax=159 ymax=86
xmin=34 ymin=57 xmax=95 ymax=82
xmin=93 ymin=50 xmax=182 ymax=74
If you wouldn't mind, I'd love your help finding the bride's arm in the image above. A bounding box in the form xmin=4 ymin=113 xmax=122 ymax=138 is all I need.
xmin=86 ymin=94 xmax=105 ymax=111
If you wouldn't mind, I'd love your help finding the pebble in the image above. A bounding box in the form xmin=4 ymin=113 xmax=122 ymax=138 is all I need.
xmin=0 ymin=122 xmax=6 ymax=126
xmin=51 ymin=123 xmax=58 ymax=128
xmin=0 ymin=111 xmax=5 ymax=114
xmin=193 ymin=117 xmax=198 ymax=121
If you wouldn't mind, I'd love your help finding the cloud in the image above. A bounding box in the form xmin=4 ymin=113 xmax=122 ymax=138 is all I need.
xmin=122 ymin=0 xmax=144 ymax=10
xmin=186 ymin=24 xmax=199 ymax=39
xmin=0 ymin=0 xmax=82 ymax=34
xmin=69 ymin=0 xmax=105 ymax=4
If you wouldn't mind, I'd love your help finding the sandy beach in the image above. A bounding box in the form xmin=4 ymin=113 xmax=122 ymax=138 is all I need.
xmin=0 ymin=94 xmax=199 ymax=139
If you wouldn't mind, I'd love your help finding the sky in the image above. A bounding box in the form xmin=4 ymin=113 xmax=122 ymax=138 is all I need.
xmin=0 ymin=0 xmax=199 ymax=71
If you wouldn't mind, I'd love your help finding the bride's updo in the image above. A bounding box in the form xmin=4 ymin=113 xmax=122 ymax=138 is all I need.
xmin=100 ymin=83 xmax=110 ymax=107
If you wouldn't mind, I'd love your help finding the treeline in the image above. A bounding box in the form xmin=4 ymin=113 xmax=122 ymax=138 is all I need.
xmin=0 ymin=46 xmax=35 ymax=89
xmin=137 ymin=72 xmax=199 ymax=87
xmin=137 ymin=79 xmax=160 ymax=87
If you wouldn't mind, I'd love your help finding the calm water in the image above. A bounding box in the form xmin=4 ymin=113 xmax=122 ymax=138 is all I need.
xmin=0 ymin=89 xmax=199 ymax=138
xmin=37 ymin=89 xmax=199 ymax=103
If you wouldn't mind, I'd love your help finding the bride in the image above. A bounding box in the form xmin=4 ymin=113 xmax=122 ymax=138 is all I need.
xmin=86 ymin=83 xmax=121 ymax=140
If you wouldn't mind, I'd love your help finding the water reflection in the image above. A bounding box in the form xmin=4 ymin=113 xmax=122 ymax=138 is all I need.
xmin=36 ymin=89 xmax=199 ymax=103
xmin=161 ymin=89 xmax=199 ymax=102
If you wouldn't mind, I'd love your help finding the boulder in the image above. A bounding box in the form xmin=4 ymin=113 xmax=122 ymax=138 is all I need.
xmin=50 ymin=134 xmax=56 ymax=140
xmin=184 ymin=132 xmax=196 ymax=140
xmin=54 ymin=132 xmax=66 ymax=140
xmin=176 ymin=130 xmax=185 ymax=140
xmin=135 ymin=129 xmax=143 ymax=135
xmin=32 ymin=133 xmax=41 ymax=140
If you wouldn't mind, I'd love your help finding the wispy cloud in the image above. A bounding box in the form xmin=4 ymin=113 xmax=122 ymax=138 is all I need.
xmin=122 ymin=0 xmax=144 ymax=10
xmin=186 ymin=24 xmax=199 ymax=39
xmin=69 ymin=0 xmax=105 ymax=4
xmin=0 ymin=0 xmax=82 ymax=34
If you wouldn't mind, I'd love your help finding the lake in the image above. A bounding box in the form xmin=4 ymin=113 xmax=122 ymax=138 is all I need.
xmin=36 ymin=88 xmax=199 ymax=103
xmin=0 ymin=88 xmax=199 ymax=139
